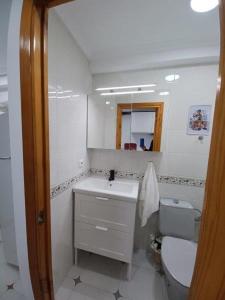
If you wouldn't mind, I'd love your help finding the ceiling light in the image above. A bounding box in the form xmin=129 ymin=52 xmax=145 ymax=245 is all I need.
xmin=57 ymin=95 xmax=71 ymax=99
xmin=96 ymin=84 xmax=156 ymax=91
xmin=191 ymin=0 xmax=218 ymax=12
xmin=165 ymin=74 xmax=180 ymax=82
xmin=71 ymin=94 xmax=80 ymax=98
xmin=101 ymin=90 xmax=155 ymax=96
xmin=159 ymin=91 xmax=170 ymax=96
xmin=105 ymin=101 xmax=110 ymax=105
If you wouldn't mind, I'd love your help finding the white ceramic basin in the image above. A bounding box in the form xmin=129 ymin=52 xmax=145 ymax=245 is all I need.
xmin=73 ymin=176 xmax=139 ymax=202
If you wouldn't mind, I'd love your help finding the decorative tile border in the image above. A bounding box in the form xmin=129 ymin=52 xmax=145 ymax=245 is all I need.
xmin=50 ymin=168 xmax=205 ymax=198
xmin=51 ymin=169 xmax=90 ymax=199
xmin=157 ymin=175 xmax=205 ymax=187
xmin=90 ymin=168 xmax=205 ymax=188
xmin=90 ymin=168 xmax=144 ymax=180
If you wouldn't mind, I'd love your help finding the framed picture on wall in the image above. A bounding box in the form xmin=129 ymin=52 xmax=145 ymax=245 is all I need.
xmin=187 ymin=105 xmax=212 ymax=135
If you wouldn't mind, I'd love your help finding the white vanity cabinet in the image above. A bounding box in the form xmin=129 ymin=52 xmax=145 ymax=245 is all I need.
xmin=73 ymin=177 xmax=139 ymax=280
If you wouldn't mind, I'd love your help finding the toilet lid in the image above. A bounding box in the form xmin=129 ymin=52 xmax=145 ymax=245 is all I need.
xmin=161 ymin=236 xmax=197 ymax=288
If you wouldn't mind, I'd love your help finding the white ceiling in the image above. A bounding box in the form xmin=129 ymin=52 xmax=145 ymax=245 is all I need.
xmin=55 ymin=0 xmax=220 ymax=74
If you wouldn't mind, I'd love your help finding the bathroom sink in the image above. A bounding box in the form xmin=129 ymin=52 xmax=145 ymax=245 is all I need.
xmin=73 ymin=176 xmax=139 ymax=202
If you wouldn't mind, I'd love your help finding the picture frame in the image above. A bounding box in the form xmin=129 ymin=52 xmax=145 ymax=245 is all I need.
xmin=187 ymin=105 xmax=212 ymax=135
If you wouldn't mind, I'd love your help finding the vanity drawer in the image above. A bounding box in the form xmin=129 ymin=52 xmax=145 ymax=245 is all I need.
xmin=75 ymin=193 xmax=136 ymax=233
xmin=75 ymin=221 xmax=133 ymax=263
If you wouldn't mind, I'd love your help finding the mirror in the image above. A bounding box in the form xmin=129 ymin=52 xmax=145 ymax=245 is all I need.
xmin=88 ymin=61 xmax=218 ymax=153
xmin=88 ymin=95 xmax=164 ymax=152
xmin=116 ymin=102 xmax=163 ymax=151
xmin=87 ymin=95 xmax=134 ymax=150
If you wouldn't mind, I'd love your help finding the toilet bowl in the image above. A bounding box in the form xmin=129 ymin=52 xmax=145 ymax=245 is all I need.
xmin=159 ymin=198 xmax=198 ymax=300
xmin=161 ymin=236 xmax=197 ymax=300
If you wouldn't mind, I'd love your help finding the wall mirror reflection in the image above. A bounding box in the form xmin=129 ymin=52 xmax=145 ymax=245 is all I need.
xmin=116 ymin=102 xmax=163 ymax=151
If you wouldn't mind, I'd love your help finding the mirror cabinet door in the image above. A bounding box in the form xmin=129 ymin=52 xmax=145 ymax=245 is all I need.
xmin=87 ymin=95 xmax=133 ymax=150
xmin=87 ymin=94 xmax=164 ymax=152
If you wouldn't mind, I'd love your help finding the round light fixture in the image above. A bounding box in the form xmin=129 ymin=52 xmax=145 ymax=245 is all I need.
xmin=165 ymin=74 xmax=180 ymax=82
xmin=159 ymin=91 xmax=170 ymax=96
xmin=191 ymin=0 xmax=218 ymax=12
xmin=105 ymin=101 xmax=110 ymax=105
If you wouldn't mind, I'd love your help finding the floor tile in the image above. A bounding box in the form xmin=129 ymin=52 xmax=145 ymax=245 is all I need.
xmin=67 ymin=265 xmax=83 ymax=279
xmin=119 ymin=266 xmax=164 ymax=300
xmin=0 ymin=244 xmax=6 ymax=264
xmin=56 ymin=249 xmax=169 ymax=300
xmin=55 ymin=287 xmax=73 ymax=300
xmin=160 ymin=276 xmax=169 ymax=300
xmin=61 ymin=277 xmax=77 ymax=291
xmin=0 ymin=290 xmax=26 ymax=300
xmin=14 ymin=279 xmax=25 ymax=296
xmin=80 ymin=269 xmax=120 ymax=293
xmin=68 ymin=290 xmax=94 ymax=300
xmin=0 ymin=242 xmax=26 ymax=299
xmin=75 ymin=283 xmax=114 ymax=300
xmin=132 ymin=249 xmax=156 ymax=272
xmin=0 ymin=263 xmax=20 ymax=286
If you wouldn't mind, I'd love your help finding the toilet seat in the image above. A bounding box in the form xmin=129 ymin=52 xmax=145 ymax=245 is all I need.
xmin=161 ymin=236 xmax=197 ymax=288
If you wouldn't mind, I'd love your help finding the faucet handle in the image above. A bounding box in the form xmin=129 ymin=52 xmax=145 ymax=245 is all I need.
xmin=109 ymin=169 xmax=115 ymax=181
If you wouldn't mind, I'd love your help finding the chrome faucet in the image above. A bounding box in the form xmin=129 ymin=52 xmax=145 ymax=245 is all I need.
xmin=109 ymin=169 xmax=115 ymax=181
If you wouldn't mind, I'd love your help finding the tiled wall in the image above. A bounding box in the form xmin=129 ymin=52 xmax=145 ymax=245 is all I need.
xmin=89 ymin=64 xmax=218 ymax=248
xmin=90 ymin=64 xmax=218 ymax=206
xmin=48 ymin=10 xmax=92 ymax=291
xmin=88 ymin=149 xmax=205 ymax=210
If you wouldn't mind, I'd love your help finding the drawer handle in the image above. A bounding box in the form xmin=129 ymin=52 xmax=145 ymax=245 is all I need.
xmin=95 ymin=225 xmax=108 ymax=231
xmin=96 ymin=196 xmax=109 ymax=201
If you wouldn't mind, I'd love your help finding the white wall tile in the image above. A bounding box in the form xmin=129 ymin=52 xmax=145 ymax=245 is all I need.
xmin=166 ymin=130 xmax=211 ymax=155
xmin=89 ymin=64 xmax=217 ymax=214
xmin=91 ymin=64 xmax=217 ymax=180
xmin=48 ymin=10 xmax=92 ymax=291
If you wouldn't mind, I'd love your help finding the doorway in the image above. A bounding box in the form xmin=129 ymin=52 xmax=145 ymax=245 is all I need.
xmin=19 ymin=1 xmax=225 ymax=299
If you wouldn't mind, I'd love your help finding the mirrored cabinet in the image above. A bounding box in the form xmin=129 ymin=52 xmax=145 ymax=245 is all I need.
xmin=87 ymin=95 xmax=164 ymax=152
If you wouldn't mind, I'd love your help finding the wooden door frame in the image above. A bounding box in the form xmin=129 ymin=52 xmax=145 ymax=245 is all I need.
xmin=20 ymin=1 xmax=74 ymax=300
xmin=116 ymin=102 xmax=164 ymax=151
xmin=189 ymin=1 xmax=225 ymax=298
xmin=19 ymin=0 xmax=225 ymax=299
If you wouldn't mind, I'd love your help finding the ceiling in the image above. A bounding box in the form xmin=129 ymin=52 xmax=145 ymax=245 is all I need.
xmin=55 ymin=0 xmax=220 ymax=74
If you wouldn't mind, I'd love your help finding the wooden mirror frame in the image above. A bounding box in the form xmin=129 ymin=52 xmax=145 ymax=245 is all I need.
xmin=19 ymin=0 xmax=225 ymax=299
xmin=116 ymin=102 xmax=164 ymax=151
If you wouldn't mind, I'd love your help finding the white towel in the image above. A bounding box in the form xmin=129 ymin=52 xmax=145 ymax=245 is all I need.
xmin=139 ymin=162 xmax=159 ymax=227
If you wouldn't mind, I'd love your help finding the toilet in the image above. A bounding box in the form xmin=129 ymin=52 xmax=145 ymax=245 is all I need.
xmin=159 ymin=198 xmax=197 ymax=300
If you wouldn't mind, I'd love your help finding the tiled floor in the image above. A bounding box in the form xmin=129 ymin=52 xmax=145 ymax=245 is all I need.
xmin=55 ymin=249 xmax=169 ymax=300
xmin=0 ymin=242 xmax=26 ymax=300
